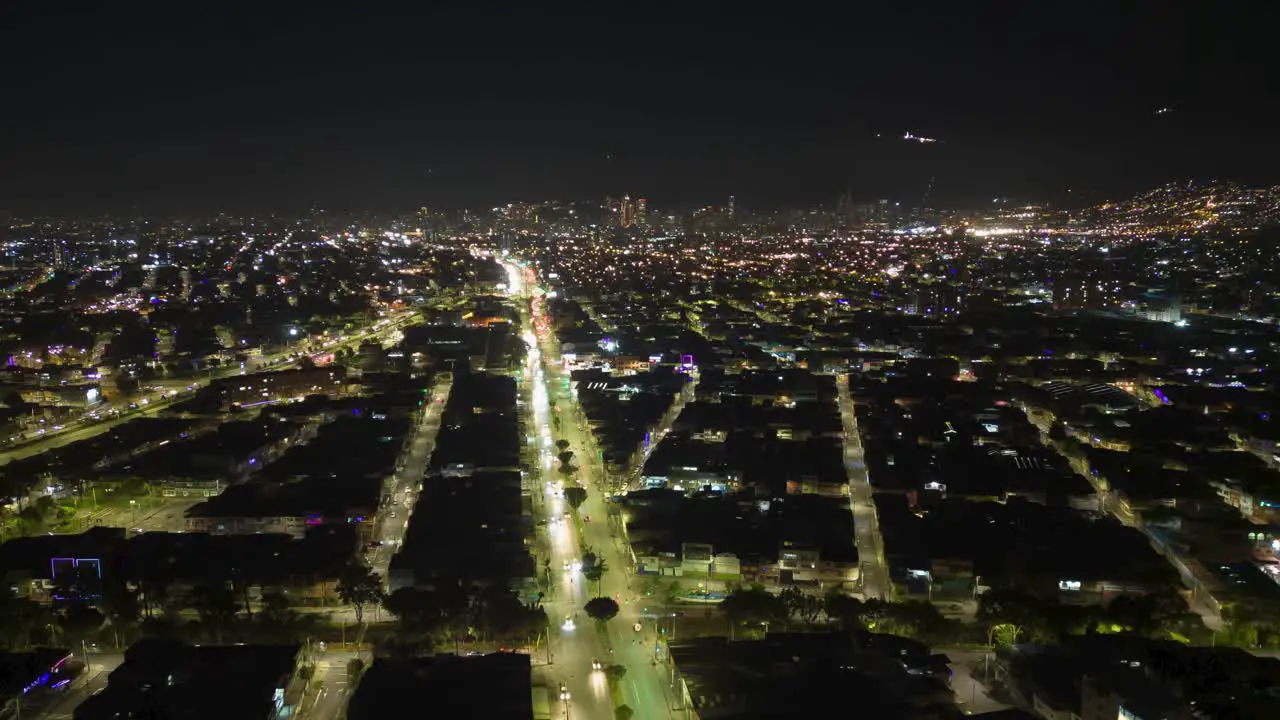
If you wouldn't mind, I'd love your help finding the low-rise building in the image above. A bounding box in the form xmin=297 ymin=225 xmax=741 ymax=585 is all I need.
xmin=667 ymin=633 xmax=959 ymax=719
xmin=74 ymin=639 xmax=306 ymax=720
xmin=348 ymin=653 xmax=533 ymax=720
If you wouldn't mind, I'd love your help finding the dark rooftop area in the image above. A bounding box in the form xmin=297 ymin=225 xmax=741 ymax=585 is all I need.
xmin=74 ymin=639 xmax=301 ymax=720
xmin=346 ymin=653 xmax=533 ymax=720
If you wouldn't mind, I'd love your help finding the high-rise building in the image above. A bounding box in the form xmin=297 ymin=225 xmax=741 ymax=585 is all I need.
xmin=620 ymin=195 xmax=636 ymax=228
xmin=1139 ymin=291 xmax=1183 ymax=323
xmin=728 ymin=195 xmax=736 ymax=218
xmin=636 ymin=198 xmax=647 ymax=225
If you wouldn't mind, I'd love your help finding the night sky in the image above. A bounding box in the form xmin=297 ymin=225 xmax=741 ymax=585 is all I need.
xmin=3 ymin=3 xmax=1278 ymax=215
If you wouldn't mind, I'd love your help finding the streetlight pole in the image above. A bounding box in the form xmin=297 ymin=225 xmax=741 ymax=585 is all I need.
xmin=81 ymin=639 xmax=92 ymax=689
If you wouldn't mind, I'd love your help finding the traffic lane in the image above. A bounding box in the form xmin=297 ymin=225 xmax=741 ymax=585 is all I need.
xmin=1 ymin=408 xmax=165 ymax=462
xmin=79 ymin=497 xmax=203 ymax=534
xmin=547 ymin=614 xmax=613 ymax=720
xmin=552 ymin=596 xmax=622 ymax=717
xmin=602 ymin=580 xmax=676 ymax=719
xmin=943 ymin=656 xmax=1008 ymax=715
xmin=2 ymin=312 xmax=414 ymax=459
xmin=839 ymin=382 xmax=888 ymax=598
xmin=552 ymin=408 xmax=631 ymax=573
xmin=526 ymin=297 xmax=644 ymax=718
xmin=543 ymin=471 xmax=629 ymax=708
xmin=42 ymin=652 xmax=125 ymax=720
xmin=576 ymin=495 xmax=676 ymax=719
xmin=370 ymin=380 xmax=449 ymax=574
xmin=526 ymin=278 xmax=667 ymax=713
xmin=143 ymin=500 xmax=202 ymax=532
xmin=303 ymin=652 xmax=357 ymax=720
xmin=543 ymin=508 xmax=613 ymax=720
xmin=611 ymin=627 xmax=674 ymax=718
xmin=1 ymin=355 xmax=363 ymax=465
xmin=2 ymin=386 xmax=203 ymax=457
xmin=579 ymin=509 xmax=623 ymax=592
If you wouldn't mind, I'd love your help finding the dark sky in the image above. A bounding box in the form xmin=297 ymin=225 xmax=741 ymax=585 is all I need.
xmin=2 ymin=2 xmax=1278 ymax=215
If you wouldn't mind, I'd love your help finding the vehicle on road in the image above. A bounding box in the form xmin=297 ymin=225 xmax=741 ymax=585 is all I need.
xmin=591 ymin=658 xmax=602 ymax=671
xmin=558 ymin=683 xmax=570 ymax=701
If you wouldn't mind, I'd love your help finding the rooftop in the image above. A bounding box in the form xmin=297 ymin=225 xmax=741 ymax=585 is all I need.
xmin=74 ymin=639 xmax=301 ymax=720
xmin=346 ymin=653 xmax=533 ymax=720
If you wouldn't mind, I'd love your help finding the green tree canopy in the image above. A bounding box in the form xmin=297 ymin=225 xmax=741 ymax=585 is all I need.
xmin=822 ymin=589 xmax=866 ymax=631
xmin=337 ymin=562 xmax=384 ymax=625
xmin=977 ymin=588 xmax=1056 ymax=644
xmin=563 ymin=486 xmax=587 ymax=512
xmin=584 ymin=596 xmax=619 ymax=624
xmin=721 ymin=586 xmax=788 ymax=628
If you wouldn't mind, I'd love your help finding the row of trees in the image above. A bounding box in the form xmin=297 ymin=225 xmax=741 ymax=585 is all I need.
xmin=0 ymin=558 xmax=571 ymax=654
xmin=381 ymin=581 xmax=548 ymax=655
xmin=973 ymin=587 xmax=1208 ymax=645
xmin=1 ymin=495 xmax=70 ymax=537
xmin=974 ymin=587 xmax=1280 ymax=649
xmin=0 ymin=463 xmax=52 ymax=516
xmin=0 ymin=573 xmax=330 ymax=651
xmin=580 ymin=548 xmax=607 ymax=595
xmin=720 ymin=586 xmax=959 ymax=641
xmin=0 ymin=587 xmax=108 ymax=650
xmin=718 ymin=584 xmax=1224 ymax=648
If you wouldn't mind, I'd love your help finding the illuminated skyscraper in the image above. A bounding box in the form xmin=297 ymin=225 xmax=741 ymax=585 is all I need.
xmin=636 ymin=197 xmax=647 ymax=225
xmin=620 ymin=195 xmax=636 ymax=228
xmin=728 ymin=195 xmax=736 ymax=218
